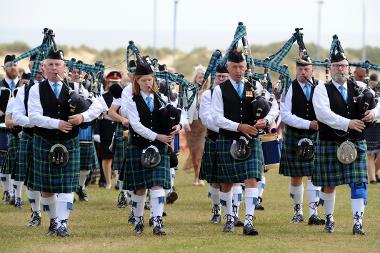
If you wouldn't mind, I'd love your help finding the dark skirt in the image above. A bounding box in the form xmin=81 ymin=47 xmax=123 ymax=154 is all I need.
xmin=29 ymin=135 xmax=80 ymax=193
xmin=312 ymin=140 xmax=368 ymax=187
xmin=216 ymin=136 xmax=262 ymax=183
xmin=122 ymin=144 xmax=170 ymax=191
xmin=14 ymin=132 xmax=33 ymax=182
xmin=364 ymin=123 xmax=380 ymax=153
xmin=279 ymin=127 xmax=317 ymax=177
xmin=200 ymin=137 xmax=219 ymax=183
xmin=99 ymin=140 xmax=114 ymax=160
xmin=112 ymin=123 xmax=128 ymax=171
xmin=80 ymin=141 xmax=99 ymax=170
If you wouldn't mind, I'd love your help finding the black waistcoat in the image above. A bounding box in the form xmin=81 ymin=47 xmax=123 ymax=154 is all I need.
xmin=34 ymin=80 xmax=79 ymax=141
xmin=0 ymin=79 xmax=20 ymax=123
xmin=318 ymin=80 xmax=363 ymax=142
xmin=288 ymin=79 xmax=317 ymax=133
xmin=129 ymin=92 xmax=166 ymax=148
xmin=219 ymin=79 xmax=255 ymax=139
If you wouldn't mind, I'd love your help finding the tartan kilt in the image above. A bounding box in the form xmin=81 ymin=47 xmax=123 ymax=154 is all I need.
xmin=364 ymin=123 xmax=380 ymax=153
xmin=80 ymin=141 xmax=99 ymax=171
xmin=312 ymin=139 xmax=368 ymax=187
xmin=30 ymin=135 xmax=80 ymax=193
xmin=279 ymin=127 xmax=317 ymax=177
xmin=1 ymin=134 xmax=19 ymax=175
xmin=122 ymin=144 xmax=170 ymax=191
xmin=200 ymin=137 xmax=219 ymax=183
xmin=14 ymin=132 xmax=33 ymax=182
xmin=216 ymin=136 xmax=262 ymax=183
xmin=112 ymin=123 xmax=128 ymax=171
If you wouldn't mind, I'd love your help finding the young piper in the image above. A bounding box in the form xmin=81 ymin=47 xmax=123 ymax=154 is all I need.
xmin=312 ymin=37 xmax=380 ymax=235
xmin=120 ymin=59 xmax=181 ymax=235
xmin=28 ymin=49 xmax=102 ymax=237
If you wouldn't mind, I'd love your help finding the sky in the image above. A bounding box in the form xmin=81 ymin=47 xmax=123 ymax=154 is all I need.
xmin=0 ymin=0 xmax=379 ymax=52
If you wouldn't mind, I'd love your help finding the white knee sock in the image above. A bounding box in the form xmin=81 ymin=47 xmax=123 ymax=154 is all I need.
xmin=13 ymin=181 xmax=24 ymax=199
xmin=131 ymin=193 xmax=146 ymax=220
xmin=27 ymin=189 xmax=41 ymax=212
xmin=150 ymin=188 xmax=165 ymax=225
xmin=290 ymin=183 xmax=304 ymax=214
xmin=258 ymin=176 xmax=266 ymax=198
xmin=220 ymin=190 xmax=233 ymax=216
xmin=320 ymin=191 xmax=335 ymax=222
xmin=232 ymin=185 xmax=242 ymax=218
xmin=170 ymin=167 xmax=176 ymax=190
xmin=41 ymin=195 xmax=57 ymax=219
xmin=208 ymin=185 xmax=220 ymax=207
xmin=0 ymin=173 xmax=12 ymax=193
xmin=307 ymin=180 xmax=321 ymax=218
xmin=351 ymin=198 xmax=365 ymax=226
xmin=56 ymin=193 xmax=74 ymax=222
xmin=79 ymin=170 xmax=90 ymax=189
xmin=244 ymin=187 xmax=258 ymax=225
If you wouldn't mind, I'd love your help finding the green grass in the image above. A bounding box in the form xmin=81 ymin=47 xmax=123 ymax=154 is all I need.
xmin=1 ymin=153 xmax=380 ymax=253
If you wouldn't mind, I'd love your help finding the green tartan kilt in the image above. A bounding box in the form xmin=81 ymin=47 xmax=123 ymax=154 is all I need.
xmin=80 ymin=141 xmax=99 ymax=171
xmin=279 ymin=127 xmax=317 ymax=177
xmin=216 ymin=136 xmax=262 ymax=183
xmin=112 ymin=123 xmax=128 ymax=171
xmin=1 ymin=134 xmax=19 ymax=175
xmin=122 ymin=144 xmax=170 ymax=191
xmin=200 ymin=137 xmax=219 ymax=183
xmin=30 ymin=135 xmax=80 ymax=193
xmin=0 ymin=152 xmax=7 ymax=173
xmin=14 ymin=132 xmax=33 ymax=182
xmin=312 ymin=139 xmax=368 ymax=187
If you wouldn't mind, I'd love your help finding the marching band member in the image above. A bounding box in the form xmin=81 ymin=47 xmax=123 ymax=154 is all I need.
xmin=0 ymin=55 xmax=20 ymax=205
xmin=28 ymin=49 xmax=102 ymax=237
xmin=211 ymin=50 xmax=277 ymax=235
xmin=279 ymin=56 xmax=325 ymax=225
xmin=312 ymin=39 xmax=380 ymax=235
xmin=199 ymin=63 xmax=229 ymax=224
xmin=120 ymin=60 xmax=181 ymax=235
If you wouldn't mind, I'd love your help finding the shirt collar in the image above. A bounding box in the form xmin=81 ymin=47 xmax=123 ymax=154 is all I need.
xmin=332 ymin=79 xmax=347 ymax=90
xmin=5 ymin=76 xmax=19 ymax=85
xmin=48 ymin=80 xmax=63 ymax=88
xmin=228 ymin=76 xmax=243 ymax=88
xmin=140 ymin=91 xmax=154 ymax=101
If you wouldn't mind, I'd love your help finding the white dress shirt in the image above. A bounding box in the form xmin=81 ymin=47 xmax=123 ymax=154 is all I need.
xmin=4 ymin=76 xmax=19 ymax=88
xmin=199 ymin=89 xmax=219 ymax=133
xmin=280 ymin=80 xmax=324 ymax=129
xmin=212 ymin=78 xmax=278 ymax=132
xmin=28 ymin=80 xmax=103 ymax=129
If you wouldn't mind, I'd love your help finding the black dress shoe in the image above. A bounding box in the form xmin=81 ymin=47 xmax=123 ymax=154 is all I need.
xmin=28 ymin=211 xmax=42 ymax=227
xmin=223 ymin=215 xmax=235 ymax=232
xmin=291 ymin=213 xmax=304 ymax=224
xmin=255 ymin=197 xmax=265 ymax=210
xmin=376 ymin=175 xmax=380 ymax=183
xmin=133 ymin=217 xmax=144 ymax=235
xmin=57 ymin=220 xmax=71 ymax=237
xmin=47 ymin=218 xmax=58 ymax=236
xmin=352 ymin=224 xmax=365 ymax=235
xmin=233 ymin=217 xmax=244 ymax=227
xmin=210 ymin=205 xmax=221 ymax=224
xmin=14 ymin=197 xmax=24 ymax=208
xmin=166 ymin=191 xmax=178 ymax=204
xmin=117 ymin=191 xmax=127 ymax=208
xmin=243 ymin=222 xmax=259 ymax=236
xmin=76 ymin=187 xmax=89 ymax=202
xmin=370 ymin=180 xmax=377 ymax=185
xmin=152 ymin=217 xmax=166 ymax=236
xmin=324 ymin=217 xmax=335 ymax=233
xmin=308 ymin=214 xmax=325 ymax=225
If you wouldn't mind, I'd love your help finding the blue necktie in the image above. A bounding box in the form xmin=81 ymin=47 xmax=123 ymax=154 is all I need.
xmin=146 ymin=96 xmax=154 ymax=112
xmin=236 ymin=81 xmax=243 ymax=98
xmin=10 ymin=80 xmax=15 ymax=91
xmin=338 ymin=85 xmax=347 ymax=103
xmin=53 ymin=83 xmax=60 ymax=98
xmin=304 ymin=83 xmax=311 ymax=101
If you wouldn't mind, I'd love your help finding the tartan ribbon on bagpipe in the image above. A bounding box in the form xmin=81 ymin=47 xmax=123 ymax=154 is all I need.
xmin=63 ymin=59 xmax=104 ymax=73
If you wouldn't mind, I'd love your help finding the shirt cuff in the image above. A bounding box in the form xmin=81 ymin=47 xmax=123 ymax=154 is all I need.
xmin=81 ymin=111 xmax=91 ymax=123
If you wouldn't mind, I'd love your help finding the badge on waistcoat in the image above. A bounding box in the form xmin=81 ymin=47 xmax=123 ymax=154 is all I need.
xmin=246 ymin=91 xmax=253 ymax=97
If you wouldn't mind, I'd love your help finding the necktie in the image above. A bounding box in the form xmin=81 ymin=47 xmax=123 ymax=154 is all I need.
xmin=146 ymin=96 xmax=154 ymax=112
xmin=304 ymin=83 xmax=311 ymax=101
xmin=236 ymin=81 xmax=243 ymax=98
xmin=338 ymin=85 xmax=347 ymax=103
xmin=10 ymin=80 xmax=15 ymax=91
xmin=53 ymin=83 xmax=60 ymax=98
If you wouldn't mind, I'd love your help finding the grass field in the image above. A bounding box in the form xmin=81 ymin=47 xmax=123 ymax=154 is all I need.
xmin=1 ymin=153 xmax=380 ymax=253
